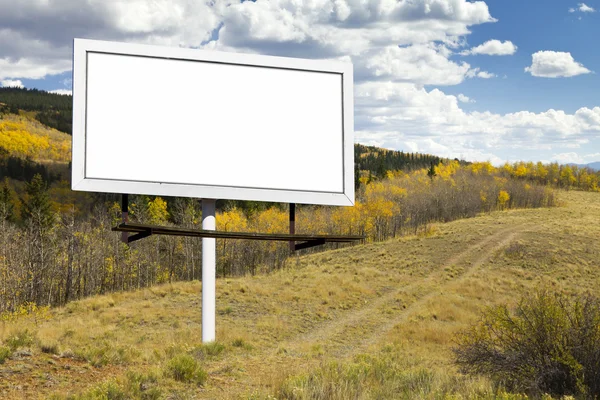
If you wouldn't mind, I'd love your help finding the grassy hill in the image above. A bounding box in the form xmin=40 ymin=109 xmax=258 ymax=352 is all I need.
xmin=0 ymin=190 xmax=598 ymax=399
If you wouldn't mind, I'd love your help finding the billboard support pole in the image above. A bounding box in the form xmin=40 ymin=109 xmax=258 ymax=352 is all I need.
xmin=289 ymin=203 xmax=296 ymax=253
xmin=201 ymin=198 xmax=216 ymax=343
xmin=121 ymin=194 xmax=129 ymax=244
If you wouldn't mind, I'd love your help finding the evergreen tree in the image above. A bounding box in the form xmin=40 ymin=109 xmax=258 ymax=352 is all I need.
xmin=0 ymin=178 xmax=14 ymax=222
xmin=22 ymin=173 xmax=56 ymax=304
xmin=427 ymin=162 xmax=437 ymax=181
xmin=22 ymin=173 xmax=54 ymax=229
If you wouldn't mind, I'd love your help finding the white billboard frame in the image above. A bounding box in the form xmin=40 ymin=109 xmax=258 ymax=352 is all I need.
xmin=72 ymin=38 xmax=354 ymax=206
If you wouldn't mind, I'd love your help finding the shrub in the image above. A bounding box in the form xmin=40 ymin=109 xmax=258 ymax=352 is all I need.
xmin=194 ymin=341 xmax=225 ymax=359
xmin=82 ymin=379 xmax=127 ymax=400
xmin=453 ymin=290 xmax=600 ymax=398
xmin=5 ymin=328 xmax=35 ymax=351
xmin=124 ymin=370 xmax=162 ymax=400
xmin=39 ymin=340 xmax=60 ymax=355
xmin=231 ymin=338 xmax=253 ymax=350
xmin=0 ymin=346 xmax=11 ymax=364
xmin=164 ymin=354 xmax=207 ymax=385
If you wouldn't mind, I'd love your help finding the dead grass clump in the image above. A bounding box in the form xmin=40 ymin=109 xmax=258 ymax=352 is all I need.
xmin=39 ymin=340 xmax=60 ymax=355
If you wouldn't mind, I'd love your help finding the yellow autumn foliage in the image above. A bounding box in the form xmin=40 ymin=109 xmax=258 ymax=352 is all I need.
xmin=0 ymin=115 xmax=71 ymax=162
xmin=148 ymin=197 xmax=169 ymax=224
xmin=497 ymin=190 xmax=510 ymax=209
xmin=218 ymin=208 xmax=248 ymax=232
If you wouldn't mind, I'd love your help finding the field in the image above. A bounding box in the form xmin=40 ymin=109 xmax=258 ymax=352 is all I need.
xmin=1 ymin=190 xmax=599 ymax=399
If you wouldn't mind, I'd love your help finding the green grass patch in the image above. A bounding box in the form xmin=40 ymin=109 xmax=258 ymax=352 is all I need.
xmin=164 ymin=354 xmax=207 ymax=385
xmin=0 ymin=346 xmax=11 ymax=364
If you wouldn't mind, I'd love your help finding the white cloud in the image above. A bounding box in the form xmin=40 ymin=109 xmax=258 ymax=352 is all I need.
xmin=460 ymin=39 xmax=517 ymax=56
xmin=2 ymin=0 xmax=599 ymax=165
xmin=569 ymin=3 xmax=596 ymax=13
xmin=457 ymin=94 xmax=475 ymax=103
xmin=552 ymin=152 xmax=581 ymax=163
xmin=525 ymin=51 xmax=592 ymax=78
xmin=476 ymin=71 xmax=496 ymax=79
xmin=578 ymin=3 xmax=596 ymax=12
xmin=0 ymin=0 xmax=498 ymax=84
xmin=466 ymin=68 xmax=497 ymax=79
xmin=1 ymin=79 xmax=23 ymax=88
xmin=357 ymin=44 xmax=472 ymax=85
xmin=553 ymin=152 xmax=600 ymax=164
xmin=49 ymin=89 xmax=72 ymax=96
xmin=0 ymin=0 xmax=224 ymax=80
xmin=354 ymin=81 xmax=600 ymax=164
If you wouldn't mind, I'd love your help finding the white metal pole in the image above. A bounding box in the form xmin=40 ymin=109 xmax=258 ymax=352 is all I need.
xmin=201 ymin=198 xmax=216 ymax=343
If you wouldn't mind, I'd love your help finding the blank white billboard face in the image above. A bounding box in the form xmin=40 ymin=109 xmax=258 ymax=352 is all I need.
xmin=72 ymin=39 xmax=354 ymax=206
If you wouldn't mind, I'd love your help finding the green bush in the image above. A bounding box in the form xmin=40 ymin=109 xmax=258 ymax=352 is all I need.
xmin=5 ymin=328 xmax=35 ymax=351
xmin=124 ymin=371 xmax=162 ymax=400
xmin=231 ymin=338 xmax=253 ymax=350
xmin=453 ymin=290 xmax=600 ymax=398
xmin=0 ymin=346 xmax=11 ymax=364
xmin=164 ymin=354 xmax=207 ymax=385
xmin=56 ymin=379 xmax=127 ymax=400
xmin=194 ymin=341 xmax=226 ymax=359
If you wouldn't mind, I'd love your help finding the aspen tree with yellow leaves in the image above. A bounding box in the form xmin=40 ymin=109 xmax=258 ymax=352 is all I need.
xmin=0 ymin=156 xmax=585 ymax=313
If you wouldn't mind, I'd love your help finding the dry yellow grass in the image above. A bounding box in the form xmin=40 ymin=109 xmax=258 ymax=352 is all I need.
xmin=0 ymin=190 xmax=599 ymax=399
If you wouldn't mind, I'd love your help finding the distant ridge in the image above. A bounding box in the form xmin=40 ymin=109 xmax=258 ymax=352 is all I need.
xmin=569 ymin=162 xmax=600 ymax=171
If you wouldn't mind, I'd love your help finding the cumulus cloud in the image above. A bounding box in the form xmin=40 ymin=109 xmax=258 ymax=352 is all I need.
xmin=354 ymin=81 xmax=600 ymax=164
xmin=0 ymin=0 xmax=497 ymax=83
xmin=460 ymin=39 xmax=517 ymax=56
xmin=49 ymin=89 xmax=72 ymax=96
xmin=0 ymin=0 xmax=223 ymax=80
xmin=525 ymin=51 xmax=592 ymax=78
xmin=356 ymin=44 xmax=472 ymax=85
xmin=466 ymin=68 xmax=497 ymax=79
xmin=2 ymin=0 xmax=599 ymax=164
xmin=551 ymin=152 xmax=600 ymax=164
xmin=579 ymin=3 xmax=596 ymax=12
xmin=457 ymin=94 xmax=474 ymax=103
xmin=570 ymin=3 xmax=596 ymax=12
xmin=1 ymin=79 xmax=23 ymax=88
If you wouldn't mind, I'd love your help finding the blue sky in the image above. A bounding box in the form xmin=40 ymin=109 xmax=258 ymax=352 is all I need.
xmin=0 ymin=0 xmax=599 ymax=165
xmin=453 ymin=0 xmax=599 ymax=114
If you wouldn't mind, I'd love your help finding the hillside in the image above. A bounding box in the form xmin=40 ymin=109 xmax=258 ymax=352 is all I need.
xmin=0 ymin=113 xmax=72 ymax=185
xmin=0 ymin=87 xmax=72 ymax=135
xmin=0 ymin=190 xmax=598 ymax=399
xmin=0 ymin=114 xmax=71 ymax=163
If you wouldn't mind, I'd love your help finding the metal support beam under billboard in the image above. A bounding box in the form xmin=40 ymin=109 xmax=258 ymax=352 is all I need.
xmin=201 ymin=199 xmax=216 ymax=343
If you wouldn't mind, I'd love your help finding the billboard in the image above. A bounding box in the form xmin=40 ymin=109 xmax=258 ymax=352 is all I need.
xmin=72 ymin=38 xmax=354 ymax=206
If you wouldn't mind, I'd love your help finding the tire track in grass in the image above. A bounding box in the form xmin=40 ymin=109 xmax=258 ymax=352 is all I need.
xmin=213 ymin=225 xmax=526 ymax=398
xmin=346 ymin=229 xmax=523 ymax=356
xmin=274 ymin=225 xmax=524 ymax=356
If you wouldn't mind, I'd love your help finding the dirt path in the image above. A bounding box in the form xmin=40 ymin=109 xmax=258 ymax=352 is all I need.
xmin=215 ymin=224 xmax=527 ymax=398
xmin=352 ymin=228 xmax=522 ymax=354
xmin=277 ymin=225 xmax=525 ymax=358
